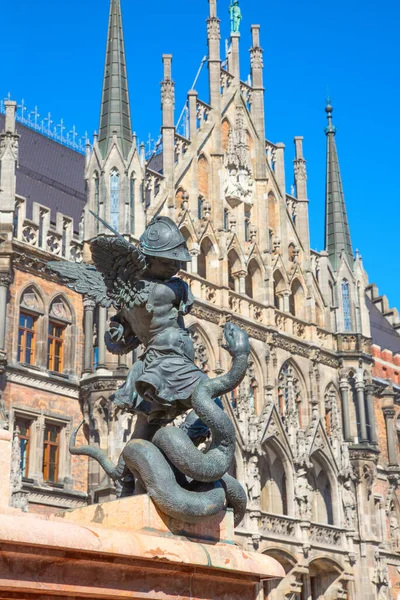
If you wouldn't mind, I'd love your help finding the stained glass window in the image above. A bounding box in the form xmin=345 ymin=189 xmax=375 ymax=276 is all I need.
xmin=342 ymin=280 xmax=352 ymax=331
xmin=110 ymin=169 xmax=120 ymax=231
xmin=130 ymin=174 xmax=135 ymax=233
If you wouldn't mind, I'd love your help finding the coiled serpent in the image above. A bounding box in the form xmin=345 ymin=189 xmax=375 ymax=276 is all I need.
xmin=70 ymin=323 xmax=250 ymax=526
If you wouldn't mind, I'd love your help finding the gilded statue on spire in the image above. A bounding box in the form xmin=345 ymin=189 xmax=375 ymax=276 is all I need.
xmin=229 ymin=0 xmax=242 ymax=33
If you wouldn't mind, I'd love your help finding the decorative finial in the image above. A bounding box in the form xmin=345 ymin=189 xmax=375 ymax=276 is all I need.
xmin=324 ymin=97 xmax=336 ymax=135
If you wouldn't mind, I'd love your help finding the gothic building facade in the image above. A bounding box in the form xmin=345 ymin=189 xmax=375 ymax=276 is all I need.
xmin=1 ymin=0 xmax=400 ymax=598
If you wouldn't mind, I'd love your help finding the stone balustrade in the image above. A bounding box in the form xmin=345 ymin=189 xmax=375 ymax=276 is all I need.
xmin=220 ymin=68 xmax=235 ymax=94
xmin=180 ymin=271 xmax=336 ymax=349
xmin=260 ymin=512 xmax=299 ymax=539
xmin=174 ymin=133 xmax=190 ymax=164
xmin=196 ymin=99 xmax=211 ymax=127
xmin=309 ymin=523 xmax=344 ymax=548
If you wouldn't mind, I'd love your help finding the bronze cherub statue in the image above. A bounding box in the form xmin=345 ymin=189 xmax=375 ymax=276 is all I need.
xmin=49 ymin=216 xmax=250 ymax=525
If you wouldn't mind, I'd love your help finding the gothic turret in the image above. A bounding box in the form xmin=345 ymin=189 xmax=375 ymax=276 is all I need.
xmin=98 ymin=0 xmax=132 ymax=160
xmin=324 ymin=101 xmax=354 ymax=271
xmin=84 ymin=0 xmax=145 ymax=241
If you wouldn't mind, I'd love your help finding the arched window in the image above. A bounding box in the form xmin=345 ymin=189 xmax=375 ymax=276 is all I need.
xmin=273 ymin=270 xmax=285 ymax=310
xmin=310 ymin=456 xmax=334 ymax=524
xmin=228 ymin=250 xmax=241 ymax=292
xmin=260 ymin=444 xmax=289 ymax=515
xmin=268 ymin=192 xmax=278 ymax=235
xmin=110 ymin=169 xmax=120 ymax=231
xmin=245 ymin=259 xmax=263 ymax=301
xmin=198 ymin=237 xmax=214 ymax=280
xmin=221 ymin=119 xmax=231 ymax=152
xmin=93 ymin=172 xmax=100 ymax=224
xmin=342 ymin=279 xmax=352 ymax=331
xmin=356 ymin=282 xmax=362 ymax=331
xmin=129 ymin=172 xmax=135 ymax=234
xmin=17 ymin=286 xmax=44 ymax=366
xmin=47 ymin=296 xmax=72 ymax=374
xmin=289 ymin=279 xmax=305 ymax=319
xmin=197 ymin=155 xmax=209 ymax=199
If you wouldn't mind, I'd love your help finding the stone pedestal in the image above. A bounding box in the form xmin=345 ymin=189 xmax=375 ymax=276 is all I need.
xmin=0 ymin=494 xmax=284 ymax=599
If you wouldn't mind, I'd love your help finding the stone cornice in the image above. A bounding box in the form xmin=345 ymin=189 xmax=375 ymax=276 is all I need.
xmin=6 ymin=364 xmax=80 ymax=399
xmin=191 ymin=300 xmax=340 ymax=368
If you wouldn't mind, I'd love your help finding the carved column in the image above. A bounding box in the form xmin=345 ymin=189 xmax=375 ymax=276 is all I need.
xmin=339 ymin=376 xmax=352 ymax=442
xmin=282 ymin=290 xmax=291 ymax=313
xmin=83 ymin=297 xmax=96 ymax=374
xmin=365 ymin=383 xmax=378 ymax=445
xmin=238 ymin=270 xmax=247 ymax=295
xmin=355 ymin=378 xmax=368 ymax=443
xmin=97 ymin=305 xmax=107 ymax=370
xmin=0 ymin=273 xmax=11 ymax=357
xmin=383 ymin=407 xmax=398 ymax=466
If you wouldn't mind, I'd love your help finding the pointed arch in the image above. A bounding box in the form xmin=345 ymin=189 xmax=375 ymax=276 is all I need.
xmin=109 ymin=168 xmax=120 ymax=230
xmin=309 ymin=450 xmax=339 ymax=525
xmin=197 ymin=154 xmax=209 ymax=199
xmin=268 ymin=191 xmax=278 ymax=234
xmin=47 ymin=293 xmax=75 ymax=375
xmin=245 ymin=257 xmax=263 ymax=301
xmin=277 ymin=360 xmax=307 ymax=429
xmin=16 ymin=284 xmax=45 ymax=367
xmin=341 ymin=278 xmax=352 ymax=331
xmin=221 ymin=117 xmax=232 ymax=152
xmin=198 ymin=236 xmax=216 ymax=280
xmin=308 ymin=557 xmax=345 ymax=599
xmin=228 ymin=248 xmax=242 ymax=291
xmin=259 ymin=437 xmax=294 ymax=516
xmin=273 ymin=268 xmax=286 ymax=310
xmin=289 ymin=277 xmax=305 ymax=319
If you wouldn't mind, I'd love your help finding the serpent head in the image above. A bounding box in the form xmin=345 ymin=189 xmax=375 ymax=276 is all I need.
xmin=222 ymin=322 xmax=250 ymax=357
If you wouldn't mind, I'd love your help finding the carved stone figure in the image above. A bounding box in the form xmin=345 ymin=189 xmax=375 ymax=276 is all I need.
xmin=390 ymin=505 xmax=400 ymax=549
xmin=224 ymin=108 xmax=254 ymax=205
xmin=229 ymin=0 xmax=242 ymax=33
xmin=342 ymin=479 xmax=356 ymax=529
xmin=246 ymin=456 xmax=261 ymax=507
xmin=295 ymin=470 xmax=313 ymax=520
xmin=48 ymin=215 xmax=251 ymax=525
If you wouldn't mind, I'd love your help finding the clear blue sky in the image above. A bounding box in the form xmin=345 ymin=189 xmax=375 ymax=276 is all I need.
xmin=2 ymin=0 xmax=399 ymax=309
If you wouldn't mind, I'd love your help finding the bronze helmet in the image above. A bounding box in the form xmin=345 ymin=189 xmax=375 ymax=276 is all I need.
xmin=139 ymin=216 xmax=191 ymax=262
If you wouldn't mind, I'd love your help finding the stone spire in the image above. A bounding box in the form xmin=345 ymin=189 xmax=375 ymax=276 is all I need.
xmin=98 ymin=0 xmax=132 ymax=160
xmin=324 ymin=101 xmax=354 ymax=271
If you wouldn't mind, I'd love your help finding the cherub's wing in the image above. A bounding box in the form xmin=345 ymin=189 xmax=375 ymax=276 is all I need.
xmin=90 ymin=236 xmax=147 ymax=302
xmin=47 ymin=261 xmax=112 ymax=307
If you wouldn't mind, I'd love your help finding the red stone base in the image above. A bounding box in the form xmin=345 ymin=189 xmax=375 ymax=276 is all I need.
xmin=0 ymin=495 xmax=283 ymax=599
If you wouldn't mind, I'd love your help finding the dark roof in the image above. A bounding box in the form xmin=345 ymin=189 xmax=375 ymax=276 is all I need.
xmin=366 ymin=295 xmax=400 ymax=355
xmin=0 ymin=114 xmax=86 ymax=233
xmin=147 ymin=151 xmax=163 ymax=173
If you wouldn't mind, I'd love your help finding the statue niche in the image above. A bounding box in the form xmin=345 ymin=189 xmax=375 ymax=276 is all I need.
xmin=223 ymin=107 xmax=254 ymax=207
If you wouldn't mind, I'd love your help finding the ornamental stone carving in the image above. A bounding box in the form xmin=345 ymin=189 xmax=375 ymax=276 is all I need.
xmin=246 ymin=456 xmax=261 ymax=508
xmin=295 ymin=470 xmax=313 ymax=521
xmin=250 ymin=47 xmax=264 ymax=70
xmin=342 ymin=480 xmax=356 ymax=529
xmin=207 ymin=17 xmax=220 ymax=41
xmin=161 ymin=80 xmax=175 ymax=106
xmin=224 ymin=107 xmax=254 ymax=206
